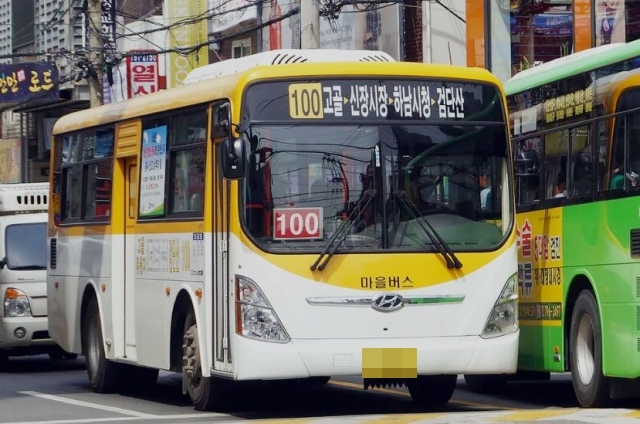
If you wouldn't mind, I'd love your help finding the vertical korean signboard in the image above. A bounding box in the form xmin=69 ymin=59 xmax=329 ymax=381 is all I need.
xmin=127 ymin=51 xmax=159 ymax=98
xmin=164 ymin=0 xmax=209 ymax=88
xmin=101 ymin=0 xmax=116 ymax=103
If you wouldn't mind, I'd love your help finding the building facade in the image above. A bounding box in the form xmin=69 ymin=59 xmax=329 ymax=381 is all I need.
xmin=467 ymin=0 xmax=640 ymax=82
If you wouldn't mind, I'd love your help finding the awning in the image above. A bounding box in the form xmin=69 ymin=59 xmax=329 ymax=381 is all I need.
xmin=10 ymin=99 xmax=89 ymax=114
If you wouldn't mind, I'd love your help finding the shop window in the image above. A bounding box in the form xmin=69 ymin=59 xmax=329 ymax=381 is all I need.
xmin=510 ymin=2 xmax=573 ymax=77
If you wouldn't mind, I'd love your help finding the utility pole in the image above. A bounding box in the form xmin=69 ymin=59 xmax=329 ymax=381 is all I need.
xmin=88 ymin=0 xmax=104 ymax=107
xmin=300 ymin=0 xmax=320 ymax=49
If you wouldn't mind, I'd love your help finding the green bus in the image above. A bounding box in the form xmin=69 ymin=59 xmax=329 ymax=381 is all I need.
xmin=465 ymin=39 xmax=640 ymax=408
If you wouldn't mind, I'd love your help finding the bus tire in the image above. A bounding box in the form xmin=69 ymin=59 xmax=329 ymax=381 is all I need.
xmin=570 ymin=290 xmax=610 ymax=407
xmin=407 ymin=375 xmax=457 ymax=408
xmin=84 ymin=297 xmax=121 ymax=393
xmin=183 ymin=310 xmax=228 ymax=411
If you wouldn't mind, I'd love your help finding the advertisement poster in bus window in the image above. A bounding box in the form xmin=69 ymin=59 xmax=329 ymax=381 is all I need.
xmin=516 ymin=209 xmax=563 ymax=326
xmin=140 ymin=126 xmax=167 ymax=217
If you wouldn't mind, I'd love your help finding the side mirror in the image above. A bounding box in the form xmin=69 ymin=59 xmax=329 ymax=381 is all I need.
xmin=219 ymin=138 xmax=247 ymax=180
xmin=514 ymin=149 xmax=540 ymax=177
xmin=0 ymin=257 xmax=7 ymax=270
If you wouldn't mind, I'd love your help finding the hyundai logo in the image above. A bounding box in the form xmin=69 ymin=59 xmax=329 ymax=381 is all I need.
xmin=371 ymin=293 xmax=404 ymax=312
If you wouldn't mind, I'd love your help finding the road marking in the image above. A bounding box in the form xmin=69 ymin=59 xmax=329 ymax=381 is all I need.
xmin=1 ymin=419 xmax=141 ymax=424
xmin=492 ymin=408 xmax=580 ymax=421
xmin=19 ymin=391 xmax=157 ymax=418
xmin=16 ymin=391 xmax=230 ymax=424
xmin=327 ymin=380 xmax=515 ymax=411
xmin=358 ymin=413 xmax=445 ymax=423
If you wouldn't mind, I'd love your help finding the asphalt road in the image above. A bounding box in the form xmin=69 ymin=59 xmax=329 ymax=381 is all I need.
xmin=1 ymin=355 xmax=640 ymax=424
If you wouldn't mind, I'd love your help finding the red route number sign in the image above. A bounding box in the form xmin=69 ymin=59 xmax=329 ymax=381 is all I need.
xmin=273 ymin=207 xmax=324 ymax=240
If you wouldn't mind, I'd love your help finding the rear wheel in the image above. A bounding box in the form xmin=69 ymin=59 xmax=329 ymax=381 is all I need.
xmin=183 ymin=310 xmax=229 ymax=411
xmin=570 ymin=290 xmax=610 ymax=407
xmin=407 ymin=375 xmax=457 ymax=408
xmin=84 ymin=297 xmax=121 ymax=393
xmin=463 ymin=374 xmax=508 ymax=394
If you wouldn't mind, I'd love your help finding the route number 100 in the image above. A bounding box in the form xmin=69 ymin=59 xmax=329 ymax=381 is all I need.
xmin=288 ymin=83 xmax=324 ymax=119
xmin=274 ymin=207 xmax=324 ymax=240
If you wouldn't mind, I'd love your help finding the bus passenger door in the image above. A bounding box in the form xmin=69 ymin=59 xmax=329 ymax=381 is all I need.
xmin=124 ymin=157 xmax=138 ymax=360
xmin=212 ymin=103 xmax=233 ymax=373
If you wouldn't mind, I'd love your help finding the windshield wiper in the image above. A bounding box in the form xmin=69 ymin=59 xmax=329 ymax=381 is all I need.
xmin=392 ymin=192 xmax=462 ymax=269
xmin=310 ymin=188 xmax=376 ymax=272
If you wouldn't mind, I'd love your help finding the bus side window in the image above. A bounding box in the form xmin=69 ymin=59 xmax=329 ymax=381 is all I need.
xmin=595 ymin=120 xmax=610 ymax=191
xmin=544 ymin=130 xmax=568 ymax=199
xmin=570 ymin=125 xmax=592 ymax=197
xmin=514 ymin=139 xmax=541 ymax=205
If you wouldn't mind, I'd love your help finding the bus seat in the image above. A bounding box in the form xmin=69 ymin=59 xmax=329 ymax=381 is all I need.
xmin=610 ymin=174 xmax=624 ymax=189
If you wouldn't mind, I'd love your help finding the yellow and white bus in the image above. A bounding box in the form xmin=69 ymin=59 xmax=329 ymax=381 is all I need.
xmin=47 ymin=49 xmax=519 ymax=411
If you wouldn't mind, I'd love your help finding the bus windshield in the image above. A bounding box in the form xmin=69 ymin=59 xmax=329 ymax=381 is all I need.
xmin=242 ymin=123 xmax=510 ymax=253
xmin=5 ymin=223 xmax=47 ymax=270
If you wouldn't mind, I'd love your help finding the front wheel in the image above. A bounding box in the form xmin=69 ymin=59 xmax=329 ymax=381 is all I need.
xmin=183 ymin=310 xmax=229 ymax=411
xmin=407 ymin=375 xmax=457 ymax=408
xmin=84 ymin=297 xmax=121 ymax=393
xmin=570 ymin=290 xmax=610 ymax=407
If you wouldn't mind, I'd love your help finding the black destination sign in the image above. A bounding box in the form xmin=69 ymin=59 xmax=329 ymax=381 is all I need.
xmin=244 ymin=79 xmax=504 ymax=123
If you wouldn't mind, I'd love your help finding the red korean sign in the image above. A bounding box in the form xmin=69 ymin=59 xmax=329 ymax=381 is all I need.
xmin=126 ymin=51 xmax=159 ymax=99
xmin=273 ymin=208 xmax=323 ymax=240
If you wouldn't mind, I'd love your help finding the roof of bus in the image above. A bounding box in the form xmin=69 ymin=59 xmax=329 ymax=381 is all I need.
xmin=504 ymin=39 xmax=640 ymax=96
xmin=52 ymin=61 xmax=502 ymax=135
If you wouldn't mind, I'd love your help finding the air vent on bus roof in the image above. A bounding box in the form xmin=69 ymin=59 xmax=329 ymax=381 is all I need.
xmin=183 ymin=49 xmax=396 ymax=85
xmin=0 ymin=183 xmax=49 ymax=214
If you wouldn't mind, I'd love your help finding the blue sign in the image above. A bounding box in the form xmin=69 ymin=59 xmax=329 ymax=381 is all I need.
xmin=0 ymin=62 xmax=59 ymax=103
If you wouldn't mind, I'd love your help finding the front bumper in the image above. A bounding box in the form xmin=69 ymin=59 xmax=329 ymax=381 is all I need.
xmin=229 ymin=330 xmax=519 ymax=380
xmin=0 ymin=316 xmax=55 ymax=350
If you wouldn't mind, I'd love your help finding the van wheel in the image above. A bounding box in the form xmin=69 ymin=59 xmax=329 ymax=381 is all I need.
xmin=407 ymin=375 xmax=457 ymax=408
xmin=84 ymin=297 xmax=121 ymax=393
xmin=463 ymin=374 xmax=508 ymax=394
xmin=570 ymin=290 xmax=610 ymax=407
xmin=183 ymin=310 xmax=228 ymax=411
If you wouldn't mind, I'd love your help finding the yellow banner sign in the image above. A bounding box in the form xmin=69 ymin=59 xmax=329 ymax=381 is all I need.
xmin=165 ymin=0 xmax=209 ymax=88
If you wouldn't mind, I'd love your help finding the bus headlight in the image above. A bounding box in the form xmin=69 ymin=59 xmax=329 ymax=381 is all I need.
xmin=481 ymin=273 xmax=518 ymax=339
xmin=235 ymin=275 xmax=290 ymax=343
xmin=4 ymin=288 xmax=32 ymax=317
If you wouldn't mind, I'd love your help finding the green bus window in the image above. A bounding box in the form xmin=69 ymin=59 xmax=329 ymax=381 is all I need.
xmin=544 ymin=130 xmax=568 ymax=199
xmin=570 ymin=126 xmax=592 ymax=197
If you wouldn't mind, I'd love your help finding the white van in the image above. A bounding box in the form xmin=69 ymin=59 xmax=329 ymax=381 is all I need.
xmin=0 ymin=183 xmax=74 ymax=366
